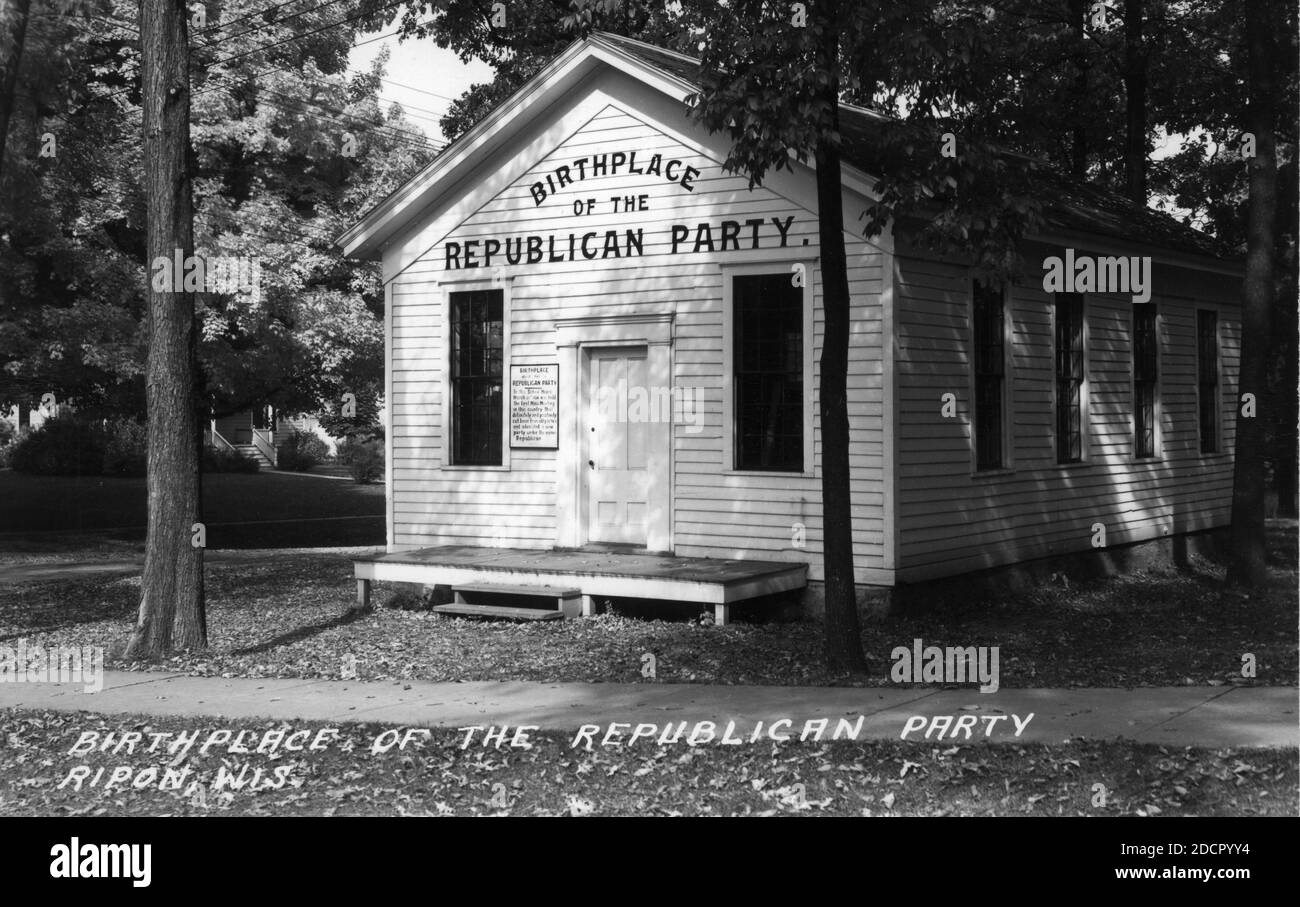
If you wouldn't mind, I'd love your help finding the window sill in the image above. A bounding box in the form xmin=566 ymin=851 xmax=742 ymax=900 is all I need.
xmin=440 ymin=464 xmax=510 ymax=472
xmin=971 ymin=467 xmax=1016 ymax=479
xmin=721 ymin=469 xmax=816 ymax=480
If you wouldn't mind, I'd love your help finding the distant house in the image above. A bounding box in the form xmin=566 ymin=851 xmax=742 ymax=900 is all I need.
xmin=338 ymin=33 xmax=1242 ymax=615
xmin=207 ymin=405 xmax=338 ymax=468
xmin=3 ymin=402 xmax=59 ymax=433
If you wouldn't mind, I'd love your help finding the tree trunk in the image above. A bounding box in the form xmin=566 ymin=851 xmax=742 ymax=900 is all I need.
xmin=812 ymin=0 xmax=868 ymax=675
xmin=0 ymin=0 xmax=33 ymax=180
xmin=1272 ymin=279 xmax=1298 ymax=518
xmin=125 ymin=0 xmax=205 ymax=659
xmin=1122 ymin=0 xmax=1147 ymax=203
xmin=1226 ymin=0 xmax=1277 ymax=587
xmin=1274 ymin=441 xmax=1297 ymax=519
xmin=1068 ymin=0 xmax=1089 ymax=181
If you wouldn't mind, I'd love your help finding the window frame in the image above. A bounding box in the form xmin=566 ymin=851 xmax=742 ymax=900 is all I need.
xmin=439 ymin=279 xmax=511 ymax=471
xmin=721 ymin=260 xmax=815 ymax=478
xmin=1052 ymin=292 xmax=1089 ymax=465
xmin=1131 ymin=302 xmax=1162 ymax=461
xmin=1196 ymin=307 xmax=1221 ymax=456
xmin=970 ymin=279 xmax=1014 ymax=474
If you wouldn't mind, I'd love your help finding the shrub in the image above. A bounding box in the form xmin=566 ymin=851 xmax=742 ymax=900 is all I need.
xmin=101 ymin=418 xmax=148 ymax=476
xmin=203 ymin=445 xmax=260 ymax=473
xmin=319 ymin=394 xmax=382 ymax=442
xmin=336 ymin=435 xmax=357 ymax=465
xmin=276 ymin=429 xmax=329 ymax=471
xmin=339 ymin=437 xmax=384 ymax=483
xmin=0 ymin=423 xmax=22 ymax=469
xmin=7 ymin=415 xmax=105 ymax=475
xmin=335 ymin=425 xmax=384 ymax=464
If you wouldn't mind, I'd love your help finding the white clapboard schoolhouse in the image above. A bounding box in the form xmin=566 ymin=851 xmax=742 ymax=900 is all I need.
xmin=339 ymin=33 xmax=1242 ymax=623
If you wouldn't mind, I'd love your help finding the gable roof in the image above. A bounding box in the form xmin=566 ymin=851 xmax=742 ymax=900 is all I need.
xmin=340 ymin=30 xmax=1234 ymax=265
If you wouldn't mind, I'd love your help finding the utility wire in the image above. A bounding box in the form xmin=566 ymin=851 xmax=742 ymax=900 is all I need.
xmin=371 ymin=74 xmax=461 ymax=104
xmin=194 ymin=0 xmax=358 ymax=49
xmin=210 ymin=78 xmax=442 ymax=149
xmin=193 ymin=0 xmax=350 ymax=37
xmin=64 ymin=11 xmax=441 ymax=134
xmin=202 ymin=0 xmax=408 ymax=69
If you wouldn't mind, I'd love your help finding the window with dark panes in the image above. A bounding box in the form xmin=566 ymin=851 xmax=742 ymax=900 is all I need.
xmin=1197 ymin=310 xmax=1219 ymax=454
xmin=450 ymin=289 xmax=503 ymax=466
xmin=973 ymin=280 xmax=1005 ymax=470
xmin=734 ymin=274 xmax=803 ymax=471
xmin=1133 ymin=305 xmax=1158 ymax=459
xmin=1054 ymin=293 xmax=1085 ymax=463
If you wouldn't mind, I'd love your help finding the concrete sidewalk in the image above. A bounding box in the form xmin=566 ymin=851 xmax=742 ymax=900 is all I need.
xmin=0 ymin=671 xmax=1295 ymax=747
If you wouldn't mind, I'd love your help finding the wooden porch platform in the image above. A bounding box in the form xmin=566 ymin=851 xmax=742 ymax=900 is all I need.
xmin=353 ymin=546 xmax=808 ymax=625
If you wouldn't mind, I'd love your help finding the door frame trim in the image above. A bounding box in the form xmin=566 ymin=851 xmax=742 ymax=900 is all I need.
xmin=556 ymin=312 xmax=673 ymax=552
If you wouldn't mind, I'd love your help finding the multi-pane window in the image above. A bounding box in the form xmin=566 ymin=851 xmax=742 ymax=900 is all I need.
xmin=1197 ymin=310 xmax=1219 ymax=454
xmin=449 ymin=289 xmax=503 ymax=466
xmin=973 ymin=281 xmax=1006 ymax=470
xmin=1133 ymin=305 xmax=1158 ymax=459
xmin=734 ymin=274 xmax=803 ymax=471
xmin=1054 ymin=293 xmax=1085 ymax=463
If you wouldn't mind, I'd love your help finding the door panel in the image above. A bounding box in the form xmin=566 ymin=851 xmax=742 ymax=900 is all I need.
xmin=588 ymin=348 xmax=650 ymax=545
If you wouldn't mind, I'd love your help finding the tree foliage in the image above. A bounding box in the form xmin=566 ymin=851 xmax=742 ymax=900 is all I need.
xmin=1 ymin=0 xmax=431 ymax=424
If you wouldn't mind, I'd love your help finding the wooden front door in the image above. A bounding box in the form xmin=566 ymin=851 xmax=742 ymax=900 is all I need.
xmin=587 ymin=346 xmax=652 ymax=546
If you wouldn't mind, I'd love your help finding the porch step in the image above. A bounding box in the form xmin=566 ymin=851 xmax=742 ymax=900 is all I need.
xmin=233 ymin=444 xmax=274 ymax=467
xmin=431 ymin=603 xmax=563 ymax=621
xmin=452 ymin=583 xmax=583 ymax=618
xmin=454 ymin=583 xmax=581 ymax=599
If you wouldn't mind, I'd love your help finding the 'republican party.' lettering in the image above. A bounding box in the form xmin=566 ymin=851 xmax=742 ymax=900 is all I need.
xmin=443 ymin=216 xmax=798 ymax=271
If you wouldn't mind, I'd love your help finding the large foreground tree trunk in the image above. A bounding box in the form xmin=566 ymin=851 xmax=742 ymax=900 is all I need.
xmin=0 ymin=0 xmax=32 ymax=180
xmin=1226 ymin=0 xmax=1277 ymax=587
xmin=1068 ymin=0 xmax=1090 ymax=181
xmin=812 ymin=0 xmax=867 ymax=674
xmin=125 ymin=0 xmax=205 ymax=659
xmin=1272 ymin=282 xmax=1298 ymax=517
xmin=1273 ymin=419 xmax=1298 ymax=518
xmin=1122 ymin=0 xmax=1148 ymax=203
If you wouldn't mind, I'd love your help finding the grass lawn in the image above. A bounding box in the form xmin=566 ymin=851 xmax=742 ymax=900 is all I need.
xmin=0 ymin=469 xmax=384 ymax=552
xmin=0 ymin=523 xmax=1294 ymax=688
xmin=0 ymin=710 xmax=1292 ymax=816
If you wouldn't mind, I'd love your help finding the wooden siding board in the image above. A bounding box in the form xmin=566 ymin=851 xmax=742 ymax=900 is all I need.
xmin=893 ymin=253 xmax=1241 ymax=581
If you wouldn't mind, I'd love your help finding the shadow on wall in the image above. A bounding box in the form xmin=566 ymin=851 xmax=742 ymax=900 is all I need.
xmin=886 ymin=254 xmax=1244 ymax=587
